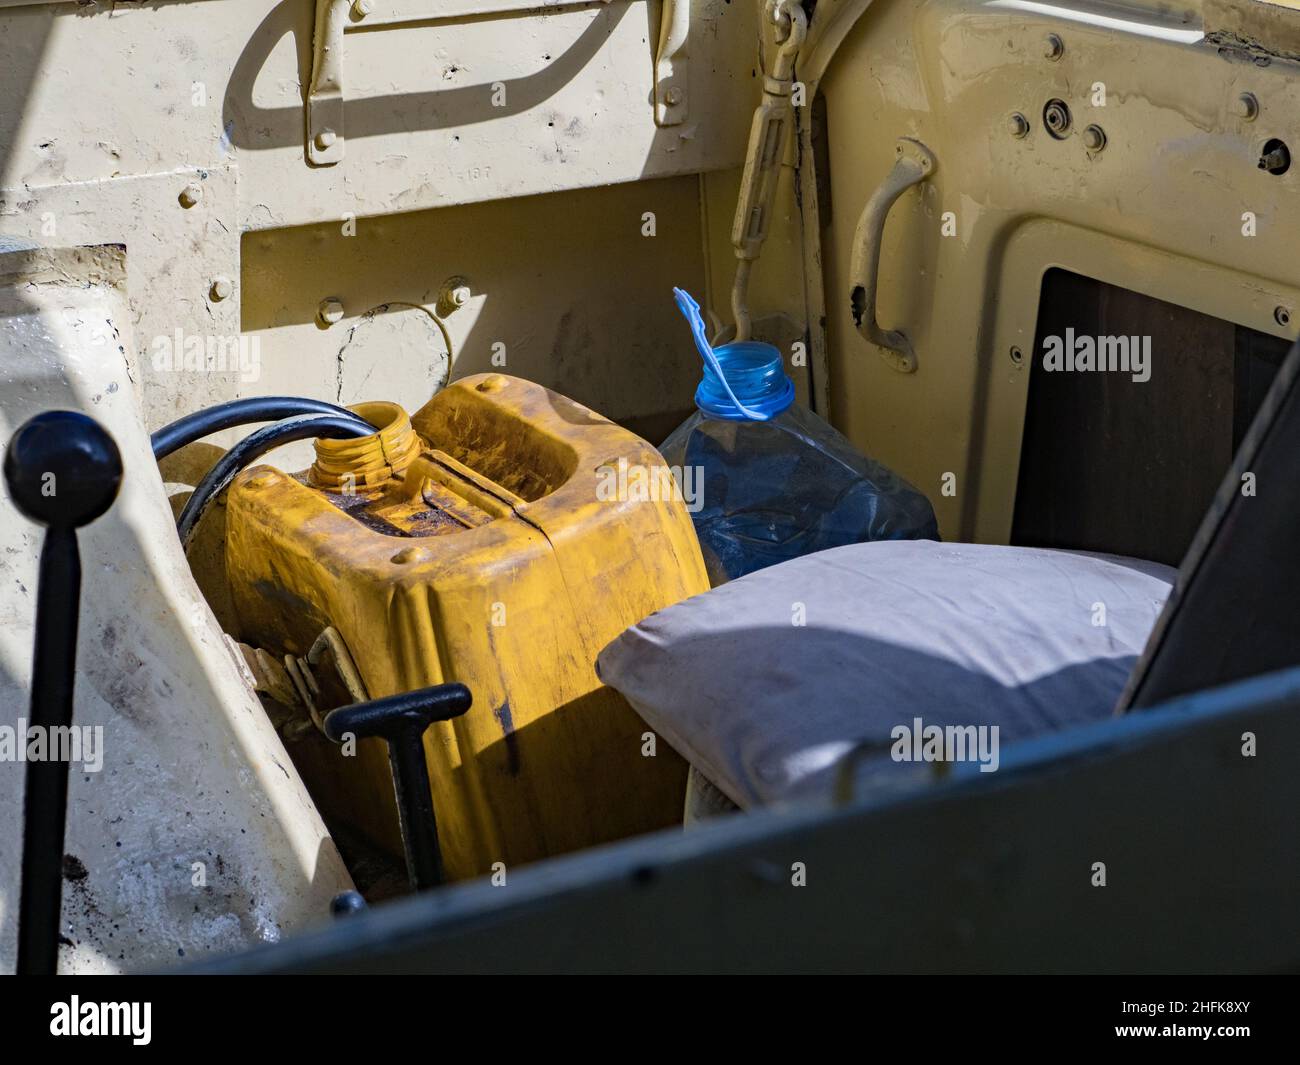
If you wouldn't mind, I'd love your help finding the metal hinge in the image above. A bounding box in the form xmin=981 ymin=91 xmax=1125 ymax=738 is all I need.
xmin=654 ymin=0 xmax=692 ymax=127
xmin=306 ymin=0 xmax=350 ymax=165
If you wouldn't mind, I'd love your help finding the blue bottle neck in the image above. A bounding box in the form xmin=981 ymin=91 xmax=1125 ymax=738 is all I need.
xmin=695 ymin=341 xmax=795 ymax=421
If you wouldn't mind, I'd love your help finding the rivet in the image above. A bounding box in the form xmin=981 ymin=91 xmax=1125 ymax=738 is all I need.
xmin=210 ymin=277 xmax=233 ymax=302
xmin=315 ymin=129 xmax=337 ymax=151
xmin=391 ymin=545 xmax=432 ymax=565
xmin=1233 ymin=92 xmax=1259 ymax=121
xmin=318 ymin=297 xmax=345 ymax=325
xmin=1007 ymin=112 xmax=1030 ymax=139
xmin=178 ymin=183 xmax=202 ymax=208
xmin=1275 ymin=305 xmax=1291 ymax=328
xmin=1045 ymin=34 xmax=1064 ymax=61
xmin=1082 ymin=124 xmax=1107 ymax=152
xmin=665 ymin=87 xmax=683 ymax=106
xmin=351 ymin=0 xmax=373 ymax=17
xmin=243 ymin=469 xmax=280 ymax=490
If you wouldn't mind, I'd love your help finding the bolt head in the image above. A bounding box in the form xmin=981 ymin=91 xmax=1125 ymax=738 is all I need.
xmin=351 ymin=0 xmax=373 ymax=17
xmin=210 ymin=277 xmax=233 ymax=302
xmin=178 ymin=183 xmax=202 ymax=208
xmin=3 ymin=411 xmax=123 ymax=528
xmin=315 ymin=129 xmax=337 ymax=151
xmin=665 ymin=87 xmax=683 ymax=106
xmin=439 ymin=277 xmax=472 ymax=311
xmin=318 ymin=298 xmax=345 ymax=325
xmin=1008 ymin=113 xmax=1030 ymax=138
xmin=331 ymin=890 xmax=368 ymax=917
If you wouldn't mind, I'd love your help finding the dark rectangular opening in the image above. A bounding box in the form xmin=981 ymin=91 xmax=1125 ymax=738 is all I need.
xmin=1011 ymin=269 xmax=1289 ymax=566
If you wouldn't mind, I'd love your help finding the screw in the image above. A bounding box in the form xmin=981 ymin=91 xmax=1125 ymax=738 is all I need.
xmin=1045 ymin=34 xmax=1064 ymax=61
xmin=1082 ymin=125 xmax=1107 ymax=152
xmin=1233 ymin=92 xmax=1259 ymax=121
xmin=315 ymin=129 xmax=337 ymax=152
xmin=178 ymin=183 xmax=202 ymax=208
xmin=318 ymin=297 xmax=345 ymax=325
xmin=351 ymin=0 xmax=373 ymax=17
xmin=1275 ymin=306 xmax=1291 ymax=327
xmin=1043 ymin=99 xmax=1071 ymax=138
xmin=1008 ymin=113 xmax=1030 ymax=138
xmin=209 ymin=277 xmax=233 ymax=302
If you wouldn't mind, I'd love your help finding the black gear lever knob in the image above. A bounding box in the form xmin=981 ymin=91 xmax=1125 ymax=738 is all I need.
xmin=4 ymin=410 xmax=123 ymax=528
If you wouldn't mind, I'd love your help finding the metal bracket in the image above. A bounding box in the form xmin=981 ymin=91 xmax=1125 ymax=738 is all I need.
xmin=654 ymin=0 xmax=691 ymax=127
xmin=847 ymin=137 xmax=937 ymax=374
xmin=285 ymin=626 xmax=371 ymax=734
xmin=307 ymin=0 xmax=351 ymax=165
xmin=307 ymin=0 xmax=626 ymax=162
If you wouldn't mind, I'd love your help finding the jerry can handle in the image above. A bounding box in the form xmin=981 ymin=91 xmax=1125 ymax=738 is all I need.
xmin=323 ymin=683 xmax=472 ymax=891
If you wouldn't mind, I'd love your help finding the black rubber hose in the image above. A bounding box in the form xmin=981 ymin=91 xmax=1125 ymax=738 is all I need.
xmin=176 ymin=414 xmax=374 ymax=548
xmin=152 ymin=396 xmax=376 ymax=461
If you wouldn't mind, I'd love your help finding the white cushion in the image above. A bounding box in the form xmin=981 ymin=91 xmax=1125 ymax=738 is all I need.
xmin=596 ymin=540 xmax=1176 ymax=807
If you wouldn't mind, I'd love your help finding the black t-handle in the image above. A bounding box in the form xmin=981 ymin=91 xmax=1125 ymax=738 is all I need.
xmin=324 ymin=683 xmax=472 ymax=890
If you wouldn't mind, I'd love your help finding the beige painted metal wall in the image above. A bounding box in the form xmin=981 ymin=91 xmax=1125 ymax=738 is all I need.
xmin=813 ymin=0 xmax=1300 ymax=540
xmin=0 ymin=0 xmax=774 ymax=441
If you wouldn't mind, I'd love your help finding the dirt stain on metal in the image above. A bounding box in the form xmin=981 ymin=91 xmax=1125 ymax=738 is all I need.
xmin=491 ymin=700 xmax=521 ymax=776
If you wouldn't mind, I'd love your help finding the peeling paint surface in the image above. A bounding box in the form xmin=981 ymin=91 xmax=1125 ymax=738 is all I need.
xmin=0 ymin=249 xmax=352 ymax=973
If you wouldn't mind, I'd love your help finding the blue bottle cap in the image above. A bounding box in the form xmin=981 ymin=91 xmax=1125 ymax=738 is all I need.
xmin=695 ymin=341 xmax=795 ymax=420
xmin=672 ymin=287 xmax=794 ymax=421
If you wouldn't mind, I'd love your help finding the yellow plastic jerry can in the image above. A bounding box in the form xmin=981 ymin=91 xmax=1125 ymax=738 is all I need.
xmin=224 ymin=374 xmax=709 ymax=880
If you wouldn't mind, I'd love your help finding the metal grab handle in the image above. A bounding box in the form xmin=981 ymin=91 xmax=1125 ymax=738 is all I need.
xmin=847 ymin=137 xmax=937 ymax=374
xmin=323 ymin=683 xmax=473 ymax=890
xmin=4 ymin=411 xmax=123 ymax=976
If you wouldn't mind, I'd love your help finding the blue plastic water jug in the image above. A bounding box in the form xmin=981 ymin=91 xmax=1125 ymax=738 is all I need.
xmin=660 ymin=289 xmax=939 ymax=584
